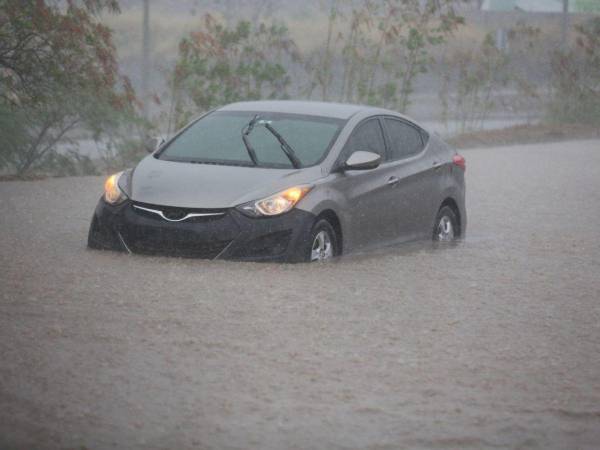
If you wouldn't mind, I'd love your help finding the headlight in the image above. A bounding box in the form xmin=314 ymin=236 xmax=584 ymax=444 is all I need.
xmin=103 ymin=171 xmax=128 ymax=205
xmin=237 ymin=185 xmax=313 ymax=217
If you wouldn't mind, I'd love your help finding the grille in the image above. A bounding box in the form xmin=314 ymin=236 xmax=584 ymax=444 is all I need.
xmin=122 ymin=203 xmax=236 ymax=259
xmin=124 ymin=232 xmax=231 ymax=259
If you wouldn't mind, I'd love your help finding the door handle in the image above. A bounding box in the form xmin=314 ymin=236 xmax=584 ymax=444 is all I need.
xmin=432 ymin=161 xmax=442 ymax=171
xmin=387 ymin=176 xmax=400 ymax=186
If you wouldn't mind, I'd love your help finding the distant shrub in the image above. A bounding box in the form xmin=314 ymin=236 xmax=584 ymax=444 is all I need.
xmin=548 ymin=17 xmax=600 ymax=125
xmin=439 ymin=33 xmax=510 ymax=133
xmin=170 ymin=14 xmax=300 ymax=130
xmin=305 ymin=0 xmax=464 ymax=112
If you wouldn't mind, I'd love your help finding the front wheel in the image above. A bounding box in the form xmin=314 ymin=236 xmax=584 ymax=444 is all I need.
xmin=307 ymin=219 xmax=338 ymax=262
xmin=433 ymin=206 xmax=459 ymax=242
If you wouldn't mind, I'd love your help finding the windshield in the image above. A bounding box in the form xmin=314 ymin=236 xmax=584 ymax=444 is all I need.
xmin=158 ymin=111 xmax=345 ymax=168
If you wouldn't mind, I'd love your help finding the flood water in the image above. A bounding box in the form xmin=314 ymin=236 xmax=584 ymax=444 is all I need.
xmin=1 ymin=139 xmax=599 ymax=449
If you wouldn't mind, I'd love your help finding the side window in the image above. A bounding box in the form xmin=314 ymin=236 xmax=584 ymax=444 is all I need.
xmin=385 ymin=118 xmax=424 ymax=160
xmin=343 ymin=118 xmax=387 ymax=160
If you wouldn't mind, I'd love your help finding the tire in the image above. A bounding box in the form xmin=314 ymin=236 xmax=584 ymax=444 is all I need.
xmin=306 ymin=219 xmax=339 ymax=262
xmin=433 ymin=206 xmax=459 ymax=242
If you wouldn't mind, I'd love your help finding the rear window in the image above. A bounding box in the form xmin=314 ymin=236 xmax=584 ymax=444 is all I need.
xmin=158 ymin=111 xmax=345 ymax=168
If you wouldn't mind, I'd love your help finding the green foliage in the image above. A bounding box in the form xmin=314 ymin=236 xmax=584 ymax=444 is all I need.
xmin=171 ymin=14 xmax=300 ymax=129
xmin=548 ymin=17 xmax=600 ymax=125
xmin=39 ymin=150 xmax=99 ymax=177
xmin=504 ymin=21 xmax=545 ymax=122
xmin=96 ymin=120 xmax=151 ymax=174
xmin=439 ymin=33 xmax=510 ymax=132
xmin=306 ymin=0 xmax=465 ymax=112
xmin=0 ymin=0 xmax=123 ymax=107
xmin=0 ymin=102 xmax=27 ymax=169
xmin=439 ymin=17 xmax=600 ymax=133
xmin=0 ymin=0 xmax=140 ymax=176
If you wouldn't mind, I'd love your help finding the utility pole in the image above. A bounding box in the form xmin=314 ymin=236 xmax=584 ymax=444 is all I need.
xmin=141 ymin=0 xmax=150 ymax=119
xmin=561 ymin=0 xmax=569 ymax=52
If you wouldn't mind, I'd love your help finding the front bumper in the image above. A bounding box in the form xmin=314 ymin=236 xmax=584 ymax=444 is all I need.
xmin=88 ymin=198 xmax=316 ymax=262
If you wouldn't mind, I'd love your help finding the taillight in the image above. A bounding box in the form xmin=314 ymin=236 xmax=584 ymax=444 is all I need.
xmin=453 ymin=154 xmax=466 ymax=171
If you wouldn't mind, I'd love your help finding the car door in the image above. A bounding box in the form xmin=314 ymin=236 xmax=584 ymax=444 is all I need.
xmin=332 ymin=117 xmax=404 ymax=250
xmin=380 ymin=117 xmax=437 ymax=241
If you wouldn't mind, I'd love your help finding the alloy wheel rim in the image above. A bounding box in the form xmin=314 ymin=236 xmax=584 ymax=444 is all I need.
xmin=437 ymin=216 xmax=455 ymax=241
xmin=311 ymin=230 xmax=333 ymax=261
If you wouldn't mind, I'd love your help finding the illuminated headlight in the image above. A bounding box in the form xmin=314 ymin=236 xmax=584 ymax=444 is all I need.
xmin=103 ymin=171 xmax=128 ymax=205
xmin=237 ymin=186 xmax=313 ymax=217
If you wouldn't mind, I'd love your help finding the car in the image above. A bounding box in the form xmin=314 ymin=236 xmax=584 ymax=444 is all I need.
xmin=88 ymin=100 xmax=466 ymax=262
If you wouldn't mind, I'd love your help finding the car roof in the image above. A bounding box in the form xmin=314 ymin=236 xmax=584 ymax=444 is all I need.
xmin=218 ymin=100 xmax=399 ymax=120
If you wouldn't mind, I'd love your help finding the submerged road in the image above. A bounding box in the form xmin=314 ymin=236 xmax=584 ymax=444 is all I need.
xmin=1 ymin=140 xmax=599 ymax=449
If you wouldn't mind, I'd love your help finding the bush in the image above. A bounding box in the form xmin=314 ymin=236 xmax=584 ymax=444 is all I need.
xmin=0 ymin=0 xmax=139 ymax=177
xmin=170 ymin=14 xmax=300 ymax=129
xmin=548 ymin=17 xmax=600 ymax=125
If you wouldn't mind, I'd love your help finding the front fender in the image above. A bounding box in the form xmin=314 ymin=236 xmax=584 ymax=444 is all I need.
xmin=296 ymin=185 xmax=352 ymax=248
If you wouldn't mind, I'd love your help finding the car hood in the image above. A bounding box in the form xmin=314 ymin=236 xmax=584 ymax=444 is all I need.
xmin=130 ymin=156 xmax=323 ymax=209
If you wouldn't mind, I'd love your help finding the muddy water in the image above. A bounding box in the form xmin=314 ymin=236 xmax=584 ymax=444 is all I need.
xmin=1 ymin=140 xmax=599 ymax=449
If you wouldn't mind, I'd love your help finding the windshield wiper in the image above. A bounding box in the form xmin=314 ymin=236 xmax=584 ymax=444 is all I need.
xmin=243 ymin=115 xmax=302 ymax=169
xmin=263 ymin=123 xmax=302 ymax=169
xmin=241 ymin=115 xmax=260 ymax=166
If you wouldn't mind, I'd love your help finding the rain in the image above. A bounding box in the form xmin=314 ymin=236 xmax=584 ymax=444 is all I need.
xmin=1 ymin=1 xmax=599 ymax=449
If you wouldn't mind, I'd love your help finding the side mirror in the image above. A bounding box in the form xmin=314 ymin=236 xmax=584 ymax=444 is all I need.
xmin=344 ymin=151 xmax=381 ymax=171
xmin=144 ymin=136 xmax=165 ymax=153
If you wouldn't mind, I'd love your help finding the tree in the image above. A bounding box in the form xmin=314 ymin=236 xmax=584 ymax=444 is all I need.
xmin=305 ymin=0 xmax=341 ymax=101
xmin=0 ymin=0 xmax=137 ymax=176
xmin=438 ymin=33 xmax=511 ymax=133
xmin=170 ymin=14 xmax=300 ymax=129
xmin=549 ymin=17 xmax=600 ymax=125
xmin=306 ymin=0 xmax=465 ymax=112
